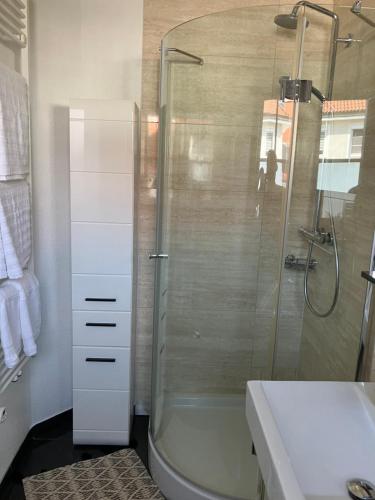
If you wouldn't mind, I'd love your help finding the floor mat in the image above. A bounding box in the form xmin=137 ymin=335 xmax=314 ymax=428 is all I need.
xmin=23 ymin=448 xmax=164 ymax=500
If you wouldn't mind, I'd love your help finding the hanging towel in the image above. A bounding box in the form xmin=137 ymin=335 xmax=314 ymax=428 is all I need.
xmin=0 ymin=271 xmax=41 ymax=368
xmin=10 ymin=271 xmax=41 ymax=358
xmin=0 ymin=281 xmax=23 ymax=368
xmin=0 ymin=62 xmax=29 ymax=180
xmin=0 ymin=180 xmax=31 ymax=279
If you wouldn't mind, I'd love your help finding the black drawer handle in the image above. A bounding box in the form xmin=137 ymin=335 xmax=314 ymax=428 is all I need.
xmin=85 ymin=357 xmax=116 ymax=363
xmin=85 ymin=298 xmax=117 ymax=302
xmin=85 ymin=322 xmax=117 ymax=327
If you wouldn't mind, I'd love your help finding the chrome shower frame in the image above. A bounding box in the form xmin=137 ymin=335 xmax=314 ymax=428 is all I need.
xmin=278 ymin=1 xmax=342 ymax=317
xmin=289 ymin=1 xmax=339 ymax=100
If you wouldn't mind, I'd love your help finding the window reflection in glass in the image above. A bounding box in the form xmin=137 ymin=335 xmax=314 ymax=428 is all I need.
xmin=260 ymin=100 xmax=294 ymax=188
xmin=350 ymin=128 xmax=364 ymax=158
xmin=317 ymin=100 xmax=367 ymax=194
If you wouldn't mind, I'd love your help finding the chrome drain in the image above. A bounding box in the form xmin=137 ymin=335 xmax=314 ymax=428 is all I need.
xmin=347 ymin=479 xmax=375 ymax=500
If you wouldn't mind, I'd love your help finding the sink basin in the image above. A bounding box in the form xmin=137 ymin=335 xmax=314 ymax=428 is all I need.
xmin=246 ymin=381 xmax=375 ymax=500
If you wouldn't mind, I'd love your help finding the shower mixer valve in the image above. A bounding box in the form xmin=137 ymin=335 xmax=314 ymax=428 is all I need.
xmin=316 ymin=228 xmax=333 ymax=245
xmin=299 ymin=226 xmax=333 ymax=246
xmin=285 ymin=254 xmax=317 ymax=270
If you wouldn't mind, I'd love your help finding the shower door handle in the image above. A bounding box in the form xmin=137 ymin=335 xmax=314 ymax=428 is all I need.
xmin=149 ymin=253 xmax=169 ymax=259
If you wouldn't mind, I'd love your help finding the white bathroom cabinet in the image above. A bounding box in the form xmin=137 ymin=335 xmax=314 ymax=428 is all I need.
xmin=69 ymin=99 xmax=137 ymax=445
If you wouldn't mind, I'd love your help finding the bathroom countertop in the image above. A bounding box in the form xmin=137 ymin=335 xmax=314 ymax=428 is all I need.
xmin=246 ymin=381 xmax=375 ymax=500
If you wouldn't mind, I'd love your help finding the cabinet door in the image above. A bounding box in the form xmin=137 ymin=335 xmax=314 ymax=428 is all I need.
xmin=71 ymin=172 xmax=133 ymax=224
xmin=73 ymin=389 xmax=130 ymax=431
xmin=71 ymin=223 xmax=132 ymax=275
xmin=70 ymin=119 xmax=134 ymax=173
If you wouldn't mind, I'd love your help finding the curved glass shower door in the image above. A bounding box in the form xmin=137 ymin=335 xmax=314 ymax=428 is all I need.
xmin=150 ymin=3 xmax=375 ymax=499
xmin=150 ymin=6 xmax=306 ymax=499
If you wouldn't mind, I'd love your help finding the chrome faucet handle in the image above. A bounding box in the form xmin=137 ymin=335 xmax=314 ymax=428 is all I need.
xmin=316 ymin=228 xmax=333 ymax=245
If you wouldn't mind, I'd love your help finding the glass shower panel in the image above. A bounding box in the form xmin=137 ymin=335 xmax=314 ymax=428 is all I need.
xmin=150 ymin=5 xmax=375 ymax=499
xmin=151 ymin=6 xmax=304 ymax=499
xmin=151 ymin=42 xmax=170 ymax=440
xmin=273 ymin=101 xmax=329 ymax=378
xmin=296 ymin=6 xmax=375 ymax=381
xmin=271 ymin=7 xmax=333 ymax=380
xmin=273 ymin=4 xmax=375 ymax=381
xmin=256 ymin=98 xmax=296 ymax=381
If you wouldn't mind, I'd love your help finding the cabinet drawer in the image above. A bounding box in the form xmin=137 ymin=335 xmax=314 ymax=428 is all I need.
xmin=70 ymin=172 xmax=133 ymax=224
xmin=73 ymin=389 xmax=130 ymax=431
xmin=73 ymin=311 xmax=131 ymax=347
xmin=72 ymin=274 xmax=132 ymax=311
xmin=73 ymin=347 xmax=130 ymax=390
xmin=71 ymin=222 xmax=132 ymax=275
xmin=70 ymin=99 xmax=135 ymax=121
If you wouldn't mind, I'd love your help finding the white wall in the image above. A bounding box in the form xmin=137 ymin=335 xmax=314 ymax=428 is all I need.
xmin=29 ymin=0 xmax=143 ymax=424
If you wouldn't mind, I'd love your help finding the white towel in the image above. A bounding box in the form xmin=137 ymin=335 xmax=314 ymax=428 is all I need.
xmin=0 ymin=63 xmax=29 ymax=180
xmin=0 ymin=272 xmax=41 ymax=368
xmin=10 ymin=271 xmax=41 ymax=357
xmin=0 ymin=181 xmax=31 ymax=279
xmin=0 ymin=282 xmax=22 ymax=368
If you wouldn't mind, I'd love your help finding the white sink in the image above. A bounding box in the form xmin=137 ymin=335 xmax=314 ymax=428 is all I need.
xmin=246 ymin=381 xmax=375 ymax=500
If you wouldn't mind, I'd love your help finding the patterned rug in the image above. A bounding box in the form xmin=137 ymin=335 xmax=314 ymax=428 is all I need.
xmin=23 ymin=449 xmax=164 ymax=500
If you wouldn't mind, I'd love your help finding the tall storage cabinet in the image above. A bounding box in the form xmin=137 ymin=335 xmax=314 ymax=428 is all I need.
xmin=69 ymin=100 xmax=137 ymax=445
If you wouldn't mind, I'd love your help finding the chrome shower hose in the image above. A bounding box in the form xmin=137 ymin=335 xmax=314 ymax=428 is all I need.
xmin=304 ymin=209 xmax=340 ymax=318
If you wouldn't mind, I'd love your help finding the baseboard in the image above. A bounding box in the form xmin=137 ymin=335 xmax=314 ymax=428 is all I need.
xmin=0 ymin=409 xmax=73 ymax=497
xmin=31 ymin=406 xmax=73 ymax=430
xmin=29 ymin=409 xmax=73 ymax=439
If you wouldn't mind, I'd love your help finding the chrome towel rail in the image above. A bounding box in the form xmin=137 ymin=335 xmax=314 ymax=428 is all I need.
xmin=3 ymin=0 xmax=26 ymax=19
xmin=0 ymin=0 xmax=27 ymax=48
xmin=0 ymin=25 xmax=26 ymax=48
xmin=0 ymin=350 xmax=28 ymax=394
xmin=167 ymin=48 xmax=204 ymax=65
xmin=0 ymin=4 xmax=25 ymax=29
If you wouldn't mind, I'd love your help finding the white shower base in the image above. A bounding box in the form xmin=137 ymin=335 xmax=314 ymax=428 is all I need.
xmin=149 ymin=399 xmax=260 ymax=500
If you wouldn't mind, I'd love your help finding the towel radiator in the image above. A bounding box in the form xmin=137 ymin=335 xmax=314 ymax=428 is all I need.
xmin=0 ymin=0 xmax=27 ymax=48
xmin=0 ymin=0 xmax=30 ymax=395
xmin=0 ymin=350 xmax=27 ymax=393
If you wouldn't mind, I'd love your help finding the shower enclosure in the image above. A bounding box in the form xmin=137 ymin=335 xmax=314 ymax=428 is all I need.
xmin=149 ymin=3 xmax=375 ymax=499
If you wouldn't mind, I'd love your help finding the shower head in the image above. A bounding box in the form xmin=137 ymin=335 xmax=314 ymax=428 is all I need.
xmin=274 ymin=13 xmax=310 ymax=29
xmin=274 ymin=13 xmax=298 ymax=29
xmin=275 ymin=1 xmax=339 ymax=100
